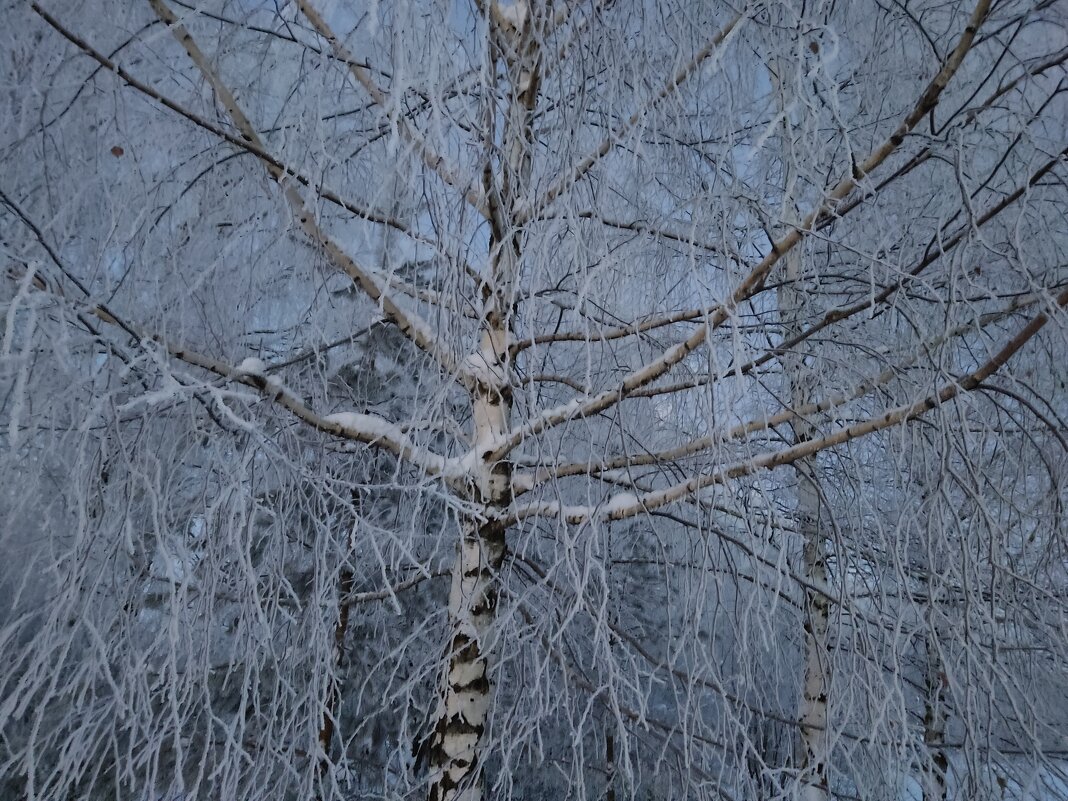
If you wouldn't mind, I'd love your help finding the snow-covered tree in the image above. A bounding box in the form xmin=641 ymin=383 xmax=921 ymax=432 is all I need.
xmin=2 ymin=1 xmax=1066 ymax=800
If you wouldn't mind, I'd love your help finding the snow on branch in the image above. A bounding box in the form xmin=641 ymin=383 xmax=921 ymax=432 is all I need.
xmin=57 ymin=291 xmax=448 ymax=472
xmin=194 ymin=353 xmax=449 ymax=475
xmin=518 ymin=140 xmax=1063 ymax=357
xmin=36 ymin=0 xmax=465 ymax=376
xmin=1 ymin=234 xmax=450 ymax=474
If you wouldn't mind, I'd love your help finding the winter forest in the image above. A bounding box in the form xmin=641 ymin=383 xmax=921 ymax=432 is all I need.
xmin=1 ymin=0 xmax=1066 ymax=799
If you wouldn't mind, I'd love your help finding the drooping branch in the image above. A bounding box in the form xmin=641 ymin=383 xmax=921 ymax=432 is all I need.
xmin=509 ymin=550 xmax=930 ymax=747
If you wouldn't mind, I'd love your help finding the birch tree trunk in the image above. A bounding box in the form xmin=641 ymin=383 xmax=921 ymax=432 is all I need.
xmin=918 ymin=484 xmax=949 ymax=801
xmin=774 ymin=61 xmax=831 ymax=801
xmin=782 ymin=261 xmax=832 ymax=801
xmin=7 ymin=2 xmax=1067 ymax=800
xmin=427 ymin=8 xmax=540 ymax=800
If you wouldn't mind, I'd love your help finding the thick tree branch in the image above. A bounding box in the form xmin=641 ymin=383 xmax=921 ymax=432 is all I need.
xmin=513 ymin=292 xmax=1048 ymax=495
xmin=507 ymin=285 xmax=1067 ymax=524
xmin=14 ymin=272 xmax=449 ymax=475
xmin=141 ymin=0 xmax=469 ymax=381
xmin=483 ymin=0 xmax=993 ymax=464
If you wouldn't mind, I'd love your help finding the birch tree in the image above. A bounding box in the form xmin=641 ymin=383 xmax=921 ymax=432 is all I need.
xmin=2 ymin=1 xmax=1066 ymax=800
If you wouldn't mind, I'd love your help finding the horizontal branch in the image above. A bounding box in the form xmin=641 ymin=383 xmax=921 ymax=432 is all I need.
xmin=506 ymin=285 xmax=1067 ymax=524
xmin=512 ymin=293 xmax=1045 ymax=494
xmin=151 ymin=345 xmax=449 ymax=475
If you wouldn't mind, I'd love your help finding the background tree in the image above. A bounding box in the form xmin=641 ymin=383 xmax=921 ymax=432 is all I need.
xmin=1 ymin=1 xmax=1066 ymax=801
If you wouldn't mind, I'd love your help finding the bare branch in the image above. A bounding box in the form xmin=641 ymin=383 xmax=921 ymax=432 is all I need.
xmin=513 ymin=292 xmax=1050 ymax=495
xmin=486 ymin=0 xmax=994 ymax=463
xmin=28 ymin=3 xmax=426 ymax=244
xmin=139 ymin=0 xmax=467 ymax=380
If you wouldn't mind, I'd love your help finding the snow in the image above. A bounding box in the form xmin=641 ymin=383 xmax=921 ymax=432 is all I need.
xmin=510 ymin=473 xmax=534 ymax=494
xmin=605 ymin=492 xmax=640 ymax=515
xmin=323 ymin=412 xmax=448 ymax=474
xmin=461 ymin=348 xmax=507 ymax=386
xmin=558 ymin=398 xmax=585 ymax=417
xmin=236 ymin=357 xmax=266 ymax=376
xmin=116 ymin=383 xmax=181 ymax=412
xmin=516 ymin=69 xmax=533 ymax=94
xmin=498 ymin=1 xmax=527 ymax=31
xmin=326 ymin=411 xmax=371 ymax=429
xmin=324 ymin=411 xmax=394 ymax=440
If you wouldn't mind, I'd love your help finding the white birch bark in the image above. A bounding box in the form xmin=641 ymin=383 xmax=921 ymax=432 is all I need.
xmin=427 ymin=8 xmax=541 ymax=800
xmin=11 ymin=3 xmax=1066 ymax=801
xmin=774 ymin=60 xmax=831 ymax=801
xmin=781 ymin=282 xmax=832 ymax=801
xmin=921 ymin=575 xmax=949 ymax=801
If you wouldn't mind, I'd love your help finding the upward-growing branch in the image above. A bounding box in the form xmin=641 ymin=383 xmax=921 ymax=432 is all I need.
xmin=482 ymin=0 xmax=993 ymax=464
xmin=512 ymin=283 xmax=1049 ymax=495
xmin=519 ymin=7 xmax=748 ymax=225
